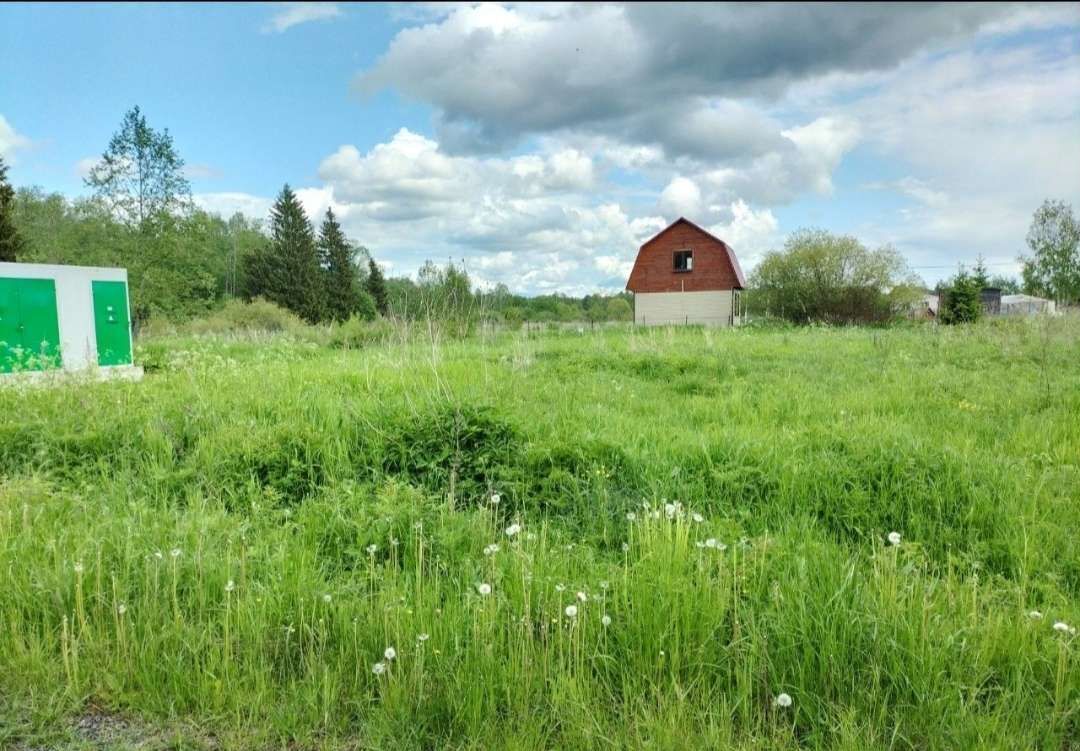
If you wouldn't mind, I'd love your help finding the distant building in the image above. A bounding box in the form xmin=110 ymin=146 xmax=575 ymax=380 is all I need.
xmin=1000 ymin=294 xmax=1057 ymax=316
xmin=626 ymin=217 xmax=746 ymax=326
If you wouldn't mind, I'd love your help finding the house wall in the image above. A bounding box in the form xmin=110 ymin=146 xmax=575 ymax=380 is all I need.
xmin=635 ymin=290 xmax=735 ymax=326
xmin=626 ymin=221 xmax=742 ymax=293
xmin=0 ymin=262 xmax=130 ymax=371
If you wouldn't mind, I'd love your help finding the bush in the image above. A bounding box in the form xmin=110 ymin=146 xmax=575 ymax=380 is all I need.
xmin=327 ymin=315 xmax=397 ymax=349
xmin=186 ymin=298 xmax=308 ymax=335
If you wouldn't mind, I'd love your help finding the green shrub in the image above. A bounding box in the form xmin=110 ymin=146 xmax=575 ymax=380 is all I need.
xmin=327 ymin=314 xmax=397 ymax=349
xmin=187 ymin=297 xmax=308 ymax=335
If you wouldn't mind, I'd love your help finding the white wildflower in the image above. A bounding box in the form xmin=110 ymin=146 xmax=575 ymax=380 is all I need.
xmin=323 ymin=593 xmax=332 ymax=603
xmin=599 ymin=581 xmax=609 ymax=590
xmin=366 ymin=544 xmax=378 ymax=555
xmin=483 ymin=544 xmax=500 ymax=556
xmin=477 ymin=583 xmax=492 ymax=596
xmin=505 ymin=523 xmax=521 ymax=537
xmin=1053 ymin=621 xmax=1072 ymax=633
xmin=774 ymin=693 xmax=792 ymax=708
xmin=664 ymin=503 xmax=677 ymax=518
xmin=489 ymin=493 xmax=501 ymax=506
xmin=626 ymin=512 xmax=637 ymax=522
xmin=371 ymin=661 xmax=386 ymax=675
xmin=692 ymin=513 xmax=704 ymax=523
xmin=555 ymin=583 xmax=566 ymax=592
xmin=565 ymin=605 xmax=578 ymax=618
xmin=73 ymin=562 xmax=84 ymax=574
xmin=601 ymin=615 xmax=612 ymax=627
xmin=170 ymin=548 xmax=181 ymax=558
xmin=117 ymin=603 xmax=127 ymax=615
xmin=384 ymin=646 xmax=396 ymax=661
xmin=704 ymin=538 xmax=719 ymax=549
xmin=153 ymin=550 xmax=163 ymax=560
xmin=417 ymin=633 xmax=430 ymax=642
xmin=225 ymin=580 xmax=235 ymax=593
xmin=887 ymin=532 xmax=902 ymax=546
xmin=621 ymin=542 xmax=629 ymax=552
xmin=1029 ymin=610 xmax=1043 ymax=619
xmin=576 ymin=591 xmax=588 ymax=602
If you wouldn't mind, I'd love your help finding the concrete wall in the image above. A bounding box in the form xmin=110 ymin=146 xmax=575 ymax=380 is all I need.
xmin=635 ymin=290 xmax=736 ymax=327
xmin=0 ymin=262 xmax=130 ymax=370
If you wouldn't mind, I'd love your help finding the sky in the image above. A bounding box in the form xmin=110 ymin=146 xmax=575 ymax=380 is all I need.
xmin=2 ymin=2 xmax=1079 ymax=294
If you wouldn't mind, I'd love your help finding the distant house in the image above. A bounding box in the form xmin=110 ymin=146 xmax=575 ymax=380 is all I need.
xmin=625 ymin=217 xmax=746 ymax=326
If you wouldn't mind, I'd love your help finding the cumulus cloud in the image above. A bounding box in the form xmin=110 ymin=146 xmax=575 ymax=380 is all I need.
xmin=262 ymin=2 xmax=341 ymax=34
xmin=0 ymin=115 xmax=31 ymax=161
xmin=193 ymin=192 xmax=274 ymax=221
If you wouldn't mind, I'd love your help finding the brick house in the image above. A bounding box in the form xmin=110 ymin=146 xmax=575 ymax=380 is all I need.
xmin=625 ymin=217 xmax=746 ymax=326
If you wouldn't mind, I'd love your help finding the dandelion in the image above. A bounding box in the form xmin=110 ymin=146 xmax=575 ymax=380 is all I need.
xmin=384 ymin=646 xmax=397 ymax=661
xmin=601 ymin=615 xmax=612 ymax=627
xmin=323 ymin=593 xmax=332 ymax=604
xmin=489 ymin=493 xmax=501 ymax=506
xmin=576 ymin=591 xmax=588 ymax=602
xmin=73 ymin=562 xmax=84 ymax=574
xmin=170 ymin=548 xmax=181 ymax=558
xmin=483 ymin=544 xmax=500 ymax=556
xmin=225 ymin=580 xmax=235 ymax=593
xmin=774 ymin=693 xmax=793 ymax=708
xmin=417 ymin=633 xmax=430 ymax=642
xmin=366 ymin=544 xmax=378 ymax=556
xmin=477 ymin=583 xmax=492 ymax=596
xmin=371 ymin=662 xmax=386 ymax=676
xmin=626 ymin=512 xmax=637 ymax=522
xmin=505 ymin=523 xmax=522 ymax=537
xmin=704 ymin=538 xmax=719 ymax=549
xmin=599 ymin=581 xmax=609 ymax=590
xmin=153 ymin=550 xmax=163 ymax=560
xmin=1053 ymin=621 xmax=1073 ymax=633
xmin=664 ymin=503 xmax=677 ymax=518
xmin=117 ymin=603 xmax=127 ymax=615
xmin=621 ymin=542 xmax=629 ymax=552
xmin=565 ymin=605 xmax=578 ymax=618
xmin=1029 ymin=610 xmax=1043 ymax=619
xmin=555 ymin=583 xmax=566 ymax=593
xmin=390 ymin=537 xmax=399 ymax=547
xmin=692 ymin=513 xmax=704 ymax=523
xmin=887 ymin=532 xmax=902 ymax=546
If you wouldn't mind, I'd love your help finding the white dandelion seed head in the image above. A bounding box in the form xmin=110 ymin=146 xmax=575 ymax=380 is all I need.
xmin=621 ymin=542 xmax=630 ymax=552
xmin=600 ymin=581 xmax=609 ymax=590
xmin=1053 ymin=621 xmax=1071 ymax=633
xmin=390 ymin=537 xmax=399 ymax=547
xmin=225 ymin=580 xmax=235 ymax=593
xmin=887 ymin=532 xmax=902 ymax=546
xmin=477 ymin=583 xmax=492 ymax=596
xmin=117 ymin=603 xmax=127 ymax=615
xmin=705 ymin=538 xmax=718 ymax=549
xmin=692 ymin=513 xmax=704 ymax=523
xmin=695 ymin=541 xmax=705 ymax=548
xmin=483 ymin=543 xmax=500 ymax=556
xmin=371 ymin=661 xmax=386 ymax=675
xmin=601 ymin=615 xmax=612 ymax=627
xmin=555 ymin=583 xmax=566 ymax=592
xmin=417 ymin=633 xmax=430 ymax=642
xmin=73 ymin=562 xmax=84 ymax=574
xmin=626 ymin=512 xmax=637 ymax=522
xmin=384 ymin=646 xmax=396 ymax=661
xmin=170 ymin=548 xmax=181 ymax=558
xmin=576 ymin=591 xmax=588 ymax=602
xmin=323 ymin=593 xmax=332 ymax=603
xmin=565 ymin=605 xmax=578 ymax=618
xmin=774 ymin=693 xmax=792 ymax=708
xmin=505 ymin=523 xmax=521 ymax=537
xmin=1029 ymin=610 xmax=1043 ymax=619
xmin=366 ymin=544 xmax=378 ymax=555
xmin=490 ymin=493 xmax=501 ymax=506
xmin=153 ymin=550 xmax=163 ymax=560
xmin=664 ymin=503 xmax=677 ymax=518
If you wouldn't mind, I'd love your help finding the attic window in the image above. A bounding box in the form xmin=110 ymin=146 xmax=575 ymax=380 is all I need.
xmin=673 ymin=249 xmax=693 ymax=272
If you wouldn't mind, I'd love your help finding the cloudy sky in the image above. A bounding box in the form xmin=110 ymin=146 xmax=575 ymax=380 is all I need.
xmin=2 ymin=2 xmax=1079 ymax=292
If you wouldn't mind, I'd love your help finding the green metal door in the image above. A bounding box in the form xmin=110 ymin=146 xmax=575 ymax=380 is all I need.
xmin=0 ymin=277 xmax=62 ymax=372
xmin=92 ymin=281 xmax=133 ymax=366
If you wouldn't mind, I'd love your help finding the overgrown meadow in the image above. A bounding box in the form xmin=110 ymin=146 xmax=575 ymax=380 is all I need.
xmin=1 ymin=318 xmax=1078 ymax=749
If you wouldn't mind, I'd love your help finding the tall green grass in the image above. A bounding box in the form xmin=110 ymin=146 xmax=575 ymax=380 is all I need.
xmin=1 ymin=317 xmax=1077 ymax=749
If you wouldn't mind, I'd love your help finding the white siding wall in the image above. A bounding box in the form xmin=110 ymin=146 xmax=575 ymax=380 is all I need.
xmin=0 ymin=262 xmax=129 ymax=370
xmin=635 ymin=290 xmax=734 ymax=327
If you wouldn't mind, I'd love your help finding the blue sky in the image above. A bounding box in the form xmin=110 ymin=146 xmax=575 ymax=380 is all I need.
xmin=3 ymin=2 xmax=1079 ymax=293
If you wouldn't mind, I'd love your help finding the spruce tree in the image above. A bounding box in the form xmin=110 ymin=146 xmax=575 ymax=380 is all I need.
xmin=244 ymin=184 xmax=323 ymax=322
xmin=940 ymin=268 xmax=982 ymax=324
xmin=366 ymin=256 xmax=389 ymax=316
xmin=318 ymin=208 xmax=357 ymax=322
xmin=0 ymin=156 xmax=25 ymax=262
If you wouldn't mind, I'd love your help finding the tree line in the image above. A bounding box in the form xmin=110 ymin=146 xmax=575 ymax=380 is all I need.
xmin=1 ymin=106 xmax=1077 ymax=329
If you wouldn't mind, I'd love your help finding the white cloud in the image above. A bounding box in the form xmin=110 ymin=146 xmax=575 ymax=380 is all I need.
xmin=193 ymin=192 xmax=273 ymax=222
xmin=262 ymin=3 xmax=341 ymax=34
xmin=0 ymin=115 xmax=31 ymax=161
xmin=183 ymin=163 xmax=222 ymax=180
xmin=75 ymin=156 xmax=100 ymax=179
xmin=707 ymin=201 xmax=780 ymax=270
xmin=658 ymin=177 xmax=702 ymax=218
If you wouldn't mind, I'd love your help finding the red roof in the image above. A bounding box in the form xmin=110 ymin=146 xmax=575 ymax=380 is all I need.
xmin=633 ymin=217 xmax=746 ymax=289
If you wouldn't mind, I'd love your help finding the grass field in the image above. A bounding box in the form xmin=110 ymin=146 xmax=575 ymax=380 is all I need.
xmin=1 ymin=318 xmax=1078 ymax=749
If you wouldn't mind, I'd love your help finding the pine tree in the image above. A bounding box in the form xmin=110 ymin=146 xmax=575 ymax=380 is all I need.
xmin=0 ymin=156 xmax=25 ymax=262
xmin=243 ymin=185 xmax=323 ymax=322
xmin=318 ymin=208 xmax=357 ymax=322
xmin=940 ymin=267 xmax=982 ymax=325
xmin=366 ymin=256 xmax=389 ymax=316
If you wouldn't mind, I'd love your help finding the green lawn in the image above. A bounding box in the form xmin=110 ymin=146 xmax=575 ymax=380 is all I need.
xmin=1 ymin=318 xmax=1078 ymax=749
